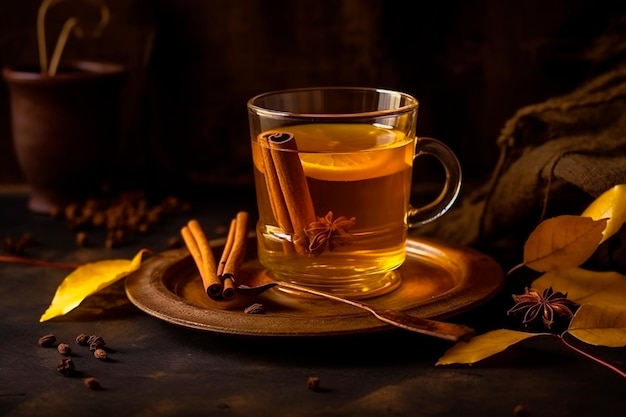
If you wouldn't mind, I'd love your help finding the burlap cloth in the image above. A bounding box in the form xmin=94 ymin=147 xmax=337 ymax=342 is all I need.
xmin=415 ymin=66 xmax=626 ymax=273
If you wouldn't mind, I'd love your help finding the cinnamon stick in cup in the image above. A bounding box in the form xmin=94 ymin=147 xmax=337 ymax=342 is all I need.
xmin=258 ymin=134 xmax=296 ymax=253
xmin=263 ymin=132 xmax=316 ymax=254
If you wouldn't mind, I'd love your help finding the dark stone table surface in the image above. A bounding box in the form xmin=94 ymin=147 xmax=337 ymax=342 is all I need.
xmin=1 ymin=187 xmax=625 ymax=417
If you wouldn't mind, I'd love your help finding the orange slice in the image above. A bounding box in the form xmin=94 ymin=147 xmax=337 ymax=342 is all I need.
xmin=300 ymin=150 xmax=404 ymax=182
xmin=255 ymin=124 xmax=413 ymax=181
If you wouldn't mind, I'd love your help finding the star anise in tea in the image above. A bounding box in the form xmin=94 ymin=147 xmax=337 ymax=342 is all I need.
xmin=507 ymin=287 xmax=578 ymax=330
xmin=304 ymin=211 xmax=356 ymax=255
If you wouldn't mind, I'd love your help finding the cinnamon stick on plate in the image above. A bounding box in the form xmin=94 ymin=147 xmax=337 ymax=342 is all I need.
xmin=181 ymin=213 xmax=250 ymax=301
xmin=217 ymin=211 xmax=249 ymax=300
xmin=262 ymin=132 xmax=316 ymax=254
xmin=181 ymin=219 xmax=222 ymax=299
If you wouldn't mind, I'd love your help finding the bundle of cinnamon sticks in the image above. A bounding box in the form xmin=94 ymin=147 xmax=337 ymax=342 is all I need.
xmin=180 ymin=211 xmax=249 ymax=301
xmin=181 ymin=132 xmax=320 ymax=300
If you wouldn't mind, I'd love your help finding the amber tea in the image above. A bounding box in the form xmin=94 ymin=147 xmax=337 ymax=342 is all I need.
xmin=252 ymin=123 xmax=414 ymax=297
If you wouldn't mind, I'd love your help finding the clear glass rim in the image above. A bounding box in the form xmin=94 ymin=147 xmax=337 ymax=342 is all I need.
xmin=247 ymin=86 xmax=418 ymax=120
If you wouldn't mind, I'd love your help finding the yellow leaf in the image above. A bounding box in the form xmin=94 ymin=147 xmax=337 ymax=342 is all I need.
xmin=533 ymin=268 xmax=626 ymax=307
xmin=40 ymin=250 xmax=148 ymax=322
xmin=581 ymin=183 xmax=626 ymax=243
xmin=436 ymin=329 xmax=541 ymax=365
xmin=568 ymin=304 xmax=626 ymax=347
xmin=523 ymin=215 xmax=607 ymax=272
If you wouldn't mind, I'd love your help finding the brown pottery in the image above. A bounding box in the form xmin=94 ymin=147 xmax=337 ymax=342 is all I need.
xmin=2 ymin=61 xmax=127 ymax=213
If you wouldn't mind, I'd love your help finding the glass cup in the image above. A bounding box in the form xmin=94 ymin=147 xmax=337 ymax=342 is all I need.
xmin=247 ymin=87 xmax=461 ymax=299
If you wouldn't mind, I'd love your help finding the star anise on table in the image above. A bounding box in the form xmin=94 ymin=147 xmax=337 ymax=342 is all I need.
xmin=507 ymin=287 xmax=579 ymax=330
xmin=304 ymin=211 xmax=356 ymax=255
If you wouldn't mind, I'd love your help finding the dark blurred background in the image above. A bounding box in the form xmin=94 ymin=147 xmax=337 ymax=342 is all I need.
xmin=1 ymin=0 xmax=625 ymax=197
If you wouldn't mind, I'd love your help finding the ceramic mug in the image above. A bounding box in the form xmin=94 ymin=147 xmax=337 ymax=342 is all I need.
xmin=247 ymin=87 xmax=461 ymax=298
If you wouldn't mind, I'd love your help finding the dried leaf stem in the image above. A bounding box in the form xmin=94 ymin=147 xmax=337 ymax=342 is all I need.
xmin=0 ymin=254 xmax=80 ymax=270
xmin=559 ymin=333 xmax=626 ymax=379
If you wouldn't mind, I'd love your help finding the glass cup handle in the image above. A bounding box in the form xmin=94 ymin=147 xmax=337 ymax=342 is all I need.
xmin=407 ymin=137 xmax=462 ymax=228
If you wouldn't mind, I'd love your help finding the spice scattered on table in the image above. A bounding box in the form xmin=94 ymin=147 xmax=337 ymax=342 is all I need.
xmin=2 ymin=233 xmax=34 ymax=255
xmin=57 ymin=343 xmax=72 ymax=355
xmin=75 ymin=231 xmax=89 ymax=247
xmin=83 ymin=377 xmax=102 ymax=390
xmin=39 ymin=332 xmax=114 ymax=388
xmin=49 ymin=192 xmax=190 ymax=248
xmin=507 ymin=287 xmax=577 ymax=331
xmin=75 ymin=333 xmax=90 ymax=346
xmin=93 ymin=348 xmax=107 ymax=360
xmin=57 ymin=357 xmax=75 ymax=377
xmin=513 ymin=404 xmax=531 ymax=417
xmin=307 ymin=376 xmax=320 ymax=391
xmin=87 ymin=335 xmax=106 ymax=351
xmin=38 ymin=333 xmax=56 ymax=347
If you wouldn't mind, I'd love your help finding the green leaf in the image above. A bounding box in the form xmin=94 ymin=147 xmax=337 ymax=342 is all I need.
xmin=436 ymin=329 xmax=542 ymax=365
xmin=533 ymin=268 xmax=626 ymax=307
xmin=522 ymin=216 xmax=607 ymax=272
xmin=581 ymin=183 xmax=626 ymax=243
xmin=40 ymin=250 xmax=148 ymax=322
xmin=568 ymin=304 xmax=626 ymax=347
